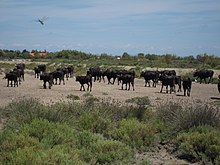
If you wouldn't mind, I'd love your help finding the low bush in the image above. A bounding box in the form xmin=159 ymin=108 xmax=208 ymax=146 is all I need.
xmin=110 ymin=118 xmax=158 ymax=151
xmin=91 ymin=139 xmax=133 ymax=164
xmin=125 ymin=96 xmax=151 ymax=121
xmin=77 ymin=112 xmax=113 ymax=136
xmin=176 ymin=125 xmax=220 ymax=164
xmin=1 ymin=97 xmax=219 ymax=164
xmin=0 ymin=118 xmax=85 ymax=165
xmin=157 ymin=101 xmax=220 ymax=134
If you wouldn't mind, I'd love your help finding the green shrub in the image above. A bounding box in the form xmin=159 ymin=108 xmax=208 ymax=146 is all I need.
xmin=74 ymin=130 xmax=133 ymax=164
xmin=176 ymin=125 xmax=220 ymax=164
xmin=1 ymin=98 xmax=81 ymax=129
xmin=157 ymin=101 xmax=220 ymax=134
xmin=66 ymin=94 xmax=80 ymax=100
xmin=19 ymin=118 xmax=76 ymax=147
xmin=78 ymin=112 xmax=113 ymax=136
xmin=0 ymin=118 xmax=87 ymax=165
xmin=125 ymin=96 xmax=151 ymax=121
xmin=1 ymin=98 xmax=45 ymax=125
xmin=110 ymin=118 xmax=157 ymax=150
xmin=75 ymin=130 xmax=100 ymax=149
xmin=46 ymin=102 xmax=80 ymax=124
xmin=91 ymin=139 xmax=133 ymax=164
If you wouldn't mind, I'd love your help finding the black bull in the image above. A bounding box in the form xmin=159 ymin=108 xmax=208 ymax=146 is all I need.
xmin=193 ymin=69 xmax=214 ymax=84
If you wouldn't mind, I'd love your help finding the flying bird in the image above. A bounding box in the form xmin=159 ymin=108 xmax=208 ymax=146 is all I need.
xmin=35 ymin=16 xmax=48 ymax=25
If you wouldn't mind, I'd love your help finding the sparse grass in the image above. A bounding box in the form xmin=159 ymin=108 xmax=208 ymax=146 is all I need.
xmin=83 ymin=92 xmax=93 ymax=97
xmin=157 ymin=101 xmax=220 ymax=134
xmin=66 ymin=94 xmax=80 ymax=100
xmin=102 ymin=92 xmax=108 ymax=95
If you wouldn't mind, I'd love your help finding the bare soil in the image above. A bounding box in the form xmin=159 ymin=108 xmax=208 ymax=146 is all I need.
xmin=0 ymin=70 xmax=219 ymax=165
xmin=0 ymin=71 xmax=219 ymax=107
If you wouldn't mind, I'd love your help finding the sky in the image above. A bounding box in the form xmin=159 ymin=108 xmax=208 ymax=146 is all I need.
xmin=0 ymin=0 xmax=220 ymax=57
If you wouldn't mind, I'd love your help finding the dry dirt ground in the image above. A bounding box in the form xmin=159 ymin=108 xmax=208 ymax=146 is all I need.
xmin=0 ymin=70 xmax=219 ymax=165
xmin=0 ymin=71 xmax=219 ymax=107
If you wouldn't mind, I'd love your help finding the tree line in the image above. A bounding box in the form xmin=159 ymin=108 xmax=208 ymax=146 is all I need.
xmin=0 ymin=49 xmax=220 ymax=69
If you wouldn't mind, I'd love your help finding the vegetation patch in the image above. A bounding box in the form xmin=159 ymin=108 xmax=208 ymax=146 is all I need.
xmin=0 ymin=98 xmax=220 ymax=164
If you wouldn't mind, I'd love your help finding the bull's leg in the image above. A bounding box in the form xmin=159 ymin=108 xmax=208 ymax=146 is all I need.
xmin=90 ymin=82 xmax=92 ymax=92
xmin=128 ymin=82 xmax=131 ymax=90
xmin=118 ymin=79 xmax=120 ymax=85
xmin=160 ymin=85 xmax=164 ymax=93
xmin=43 ymin=81 xmax=46 ymax=89
xmin=148 ymin=80 xmax=151 ymax=87
xmin=187 ymin=88 xmax=191 ymax=96
xmin=183 ymin=89 xmax=186 ymax=96
xmin=49 ymin=81 xmax=52 ymax=89
xmin=178 ymin=84 xmax=181 ymax=92
xmin=153 ymin=80 xmax=156 ymax=88
xmin=82 ymin=84 xmax=85 ymax=91
xmin=89 ymin=82 xmax=92 ymax=92
xmin=107 ymin=77 xmax=111 ymax=84
xmin=144 ymin=80 xmax=147 ymax=87
xmin=18 ymin=77 xmax=21 ymax=85
xmin=63 ymin=78 xmax=65 ymax=85
xmin=16 ymin=80 xmax=18 ymax=87
xmin=49 ymin=80 xmax=53 ymax=89
xmin=121 ymin=83 xmax=124 ymax=90
xmin=80 ymin=84 xmax=83 ymax=91
xmin=174 ymin=86 xmax=176 ymax=93
xmin=204 ymin=78 xmax=207 ymax=84
xmin=66 ymin=74 xmax=69 ymax=81
xmin=87 ymin=83 xmax=90 ymax=91
xmin=102 ymin=76 xmax=105 ymax=83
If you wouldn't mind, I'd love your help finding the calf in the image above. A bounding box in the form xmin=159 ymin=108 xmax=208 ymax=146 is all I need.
xmin=13 ymin=68 xmax=24 ymax=84
xmin=104 ymin=69 xmax=118 ymax=85
xmin=51 ymin=70 xmax=65 ymax=85
xmin=40 ymin=73 xmax=53 ymax=89
xmin=140 ymin=71 xmax=159 ymax=87
xmin=159 ymin=75 xmax=176 ymax=94
xmin=38 ymin=64 xmax=46 ymax=75
xmin=67 ymin=65 xmax=74 ymax=78
xmin=4 ymin=71 xmax=18 ymax=87
xmin=33 ymin=67 xmax=41 ymax=78
xmin=175 ymin=76 xmax=182 ymax=92
xmin=117 ymin=74 xmax=135 ymax=91
xmin=76 ymin=75 xmax=92 ymax=92
xmin=87 ymin=67 xmax=101 ymax=82
xmin=182 ymin=78 xmax=192 ymax=96
xmin=16 ymin=63 xmax=25 ymax=70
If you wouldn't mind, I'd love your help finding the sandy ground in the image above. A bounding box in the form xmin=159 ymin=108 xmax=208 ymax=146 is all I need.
xmin=0 ymin=71 xmax=219 ymax=107
xmin=0 ymin=71 xmax=219 ymax=165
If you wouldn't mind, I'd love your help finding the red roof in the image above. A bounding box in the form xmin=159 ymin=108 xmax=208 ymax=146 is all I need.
xmin=30 ymin=52 xmax=46 ymax=56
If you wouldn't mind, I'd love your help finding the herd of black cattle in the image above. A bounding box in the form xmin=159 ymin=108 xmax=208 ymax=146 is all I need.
xmin=2 ymin=63 xmax=218 ymax=97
